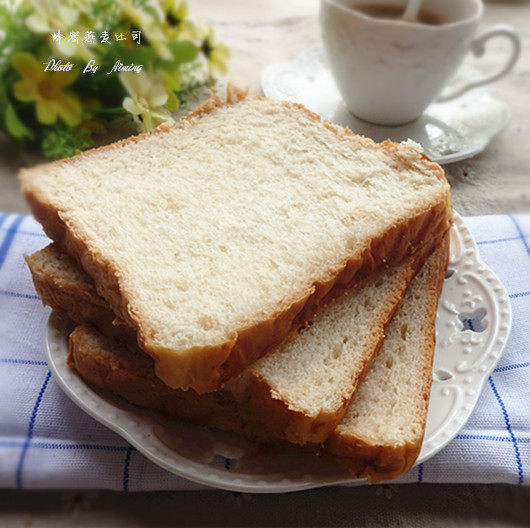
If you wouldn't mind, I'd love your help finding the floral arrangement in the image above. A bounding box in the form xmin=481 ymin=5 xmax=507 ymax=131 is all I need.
xmin=0 ymin=0 xmax=229 ymax=158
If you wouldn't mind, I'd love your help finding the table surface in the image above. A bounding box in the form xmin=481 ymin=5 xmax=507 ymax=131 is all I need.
xmin=1 ymin=1 xmax=529 ymax=526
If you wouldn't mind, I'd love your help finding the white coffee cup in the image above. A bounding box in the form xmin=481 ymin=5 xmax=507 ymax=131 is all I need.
xmin=319 ymin=0 xmax=521 ymax=125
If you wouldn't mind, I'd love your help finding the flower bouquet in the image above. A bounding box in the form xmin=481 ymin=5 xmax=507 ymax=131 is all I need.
xmin=0 ymin=0 xmax=229 ymax=158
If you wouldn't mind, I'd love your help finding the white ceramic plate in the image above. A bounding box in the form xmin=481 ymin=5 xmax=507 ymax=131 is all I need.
xmin=261 ymin=47 xmax=510 ymax=165
xmin=46 ymin=213 xmax=511 ymax=493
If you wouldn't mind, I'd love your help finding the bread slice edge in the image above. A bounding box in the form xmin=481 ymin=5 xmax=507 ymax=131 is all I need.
xmin=324 ymin=234 xmax=449 ymax=483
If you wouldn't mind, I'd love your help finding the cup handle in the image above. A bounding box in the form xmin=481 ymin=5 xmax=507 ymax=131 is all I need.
xmin=437 ymin=25 xmax=521 ymax=102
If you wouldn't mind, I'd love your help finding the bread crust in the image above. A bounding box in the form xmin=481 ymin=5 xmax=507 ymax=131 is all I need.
xmin=324 ymin=234 xmax=450 ymax=483
xmin=68 ymin=324 xmax=301 ymax=444
xmin=20 ymin=87 xmax=452 ymax=393
xmin=25 ymin=244 xmax=134 ymax=342
xmin=26 ymin=245 xmax=111 ymax=324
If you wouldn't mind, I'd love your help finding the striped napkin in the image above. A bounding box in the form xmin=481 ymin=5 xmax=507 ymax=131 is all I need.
xmin=0 ymin=213 xmax=528 ymax=491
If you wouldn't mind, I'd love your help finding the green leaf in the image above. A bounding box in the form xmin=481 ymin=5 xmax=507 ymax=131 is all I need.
xmin=0 ymin=82 xmax=8 ymax=121
xmin=167 ymin=41 xmax=199 ymax=65
xmin=117 ymin=45 xmax=160 ymax=67
xmin=41 ymin=124 xmax=93 ymax=159
xmin=5 ymin=104 xmax=34 ymax=140
xmin=0 ymin=5 xmax=41 ymax=77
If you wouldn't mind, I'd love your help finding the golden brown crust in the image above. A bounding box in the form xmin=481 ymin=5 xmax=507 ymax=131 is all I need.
xmin=68 ymin=324 xmax=297 ymax=444
xmin=26 ymin=245 xmax=110 ymax=324
xmin=25 ymin=245 xmax=133 ymax=342
xmin=20 ymin=88 xmax=452 ymax=393
xmin=324 ymin=234 xmax=450 ymax=483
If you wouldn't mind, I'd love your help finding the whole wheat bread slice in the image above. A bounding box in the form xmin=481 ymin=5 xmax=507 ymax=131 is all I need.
xmin=325 ymin=237 xmax=449 ymax=482
xmin=28 ymin=244 xmax=421 ymax=444
xmin=20 ymin=87 xmax=452 ymax=392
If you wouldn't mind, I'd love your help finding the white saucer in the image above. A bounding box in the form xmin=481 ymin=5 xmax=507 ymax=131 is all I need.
xmin=261 ymin=47 xmax=510 ymax=164
xmin=45 ymin=213 xmax=511 ymax=493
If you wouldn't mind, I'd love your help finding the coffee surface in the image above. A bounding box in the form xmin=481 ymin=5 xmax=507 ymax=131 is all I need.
xmin=352 ymin=3 xmax=446 ymax=25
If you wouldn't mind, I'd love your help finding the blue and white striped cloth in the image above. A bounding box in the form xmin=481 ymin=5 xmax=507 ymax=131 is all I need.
xmin=0 ymin=213 xmax=528 ymax=491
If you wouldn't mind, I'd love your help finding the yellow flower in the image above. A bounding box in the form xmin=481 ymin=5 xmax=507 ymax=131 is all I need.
xmin=11 ymin=52 xmax=82 ymax=126
xmin=161 ymin=0 xmax=197 ymax=40
xmin=163 ymin=0 xmax=189 ymax=20
xmin=197 ymin=23 xmax=229 ymax=75
xmin=120 ymin=71 xmax=173 ymax=132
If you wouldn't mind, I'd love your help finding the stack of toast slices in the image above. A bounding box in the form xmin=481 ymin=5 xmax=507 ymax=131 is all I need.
xmin=21 ymin=87 xmax=452 ymax=483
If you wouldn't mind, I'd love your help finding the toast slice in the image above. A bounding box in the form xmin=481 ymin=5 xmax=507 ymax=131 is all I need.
xmin=66 ymin=237 xmax=448 ymax=480
xmin=29 ymin=244 xmax=420 ymax=444
xmin=25 ymin=244 xmax=112 ymax=327
xmin=325 ymin=236 xmax=449 ymax=482
xmin=20 ymin=88 xmax=452 ymax=392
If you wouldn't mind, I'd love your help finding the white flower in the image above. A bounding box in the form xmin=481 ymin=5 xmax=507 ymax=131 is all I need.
xmin=120 ymin=71 xmax=173 ymax=132
xmin=25 ymin=0 xmax=78 ymax=34
xmin=25 ymin=0 xmax=94 ymax=59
